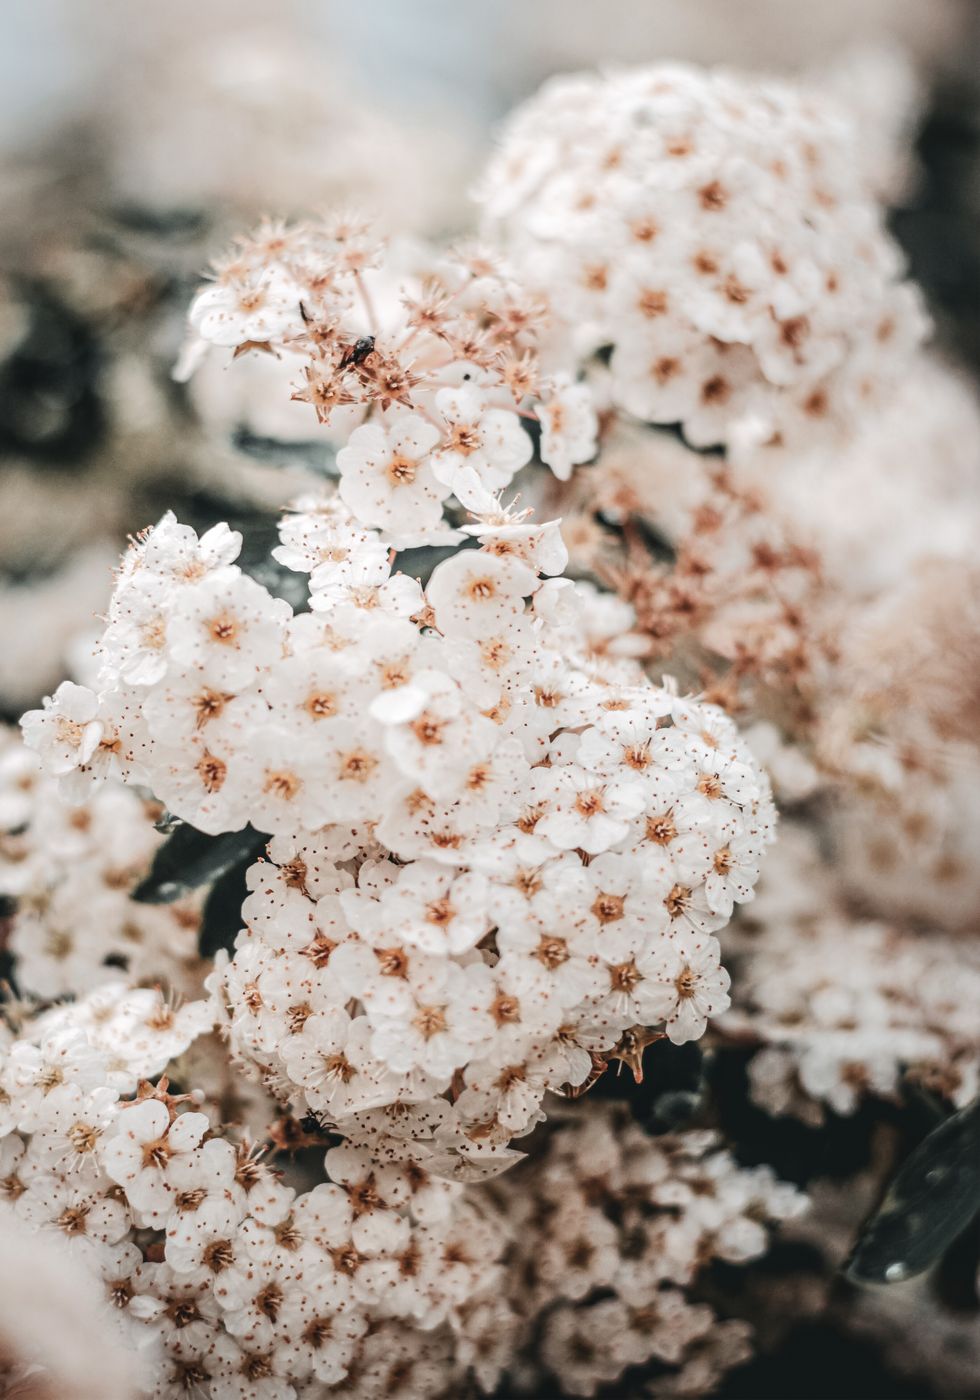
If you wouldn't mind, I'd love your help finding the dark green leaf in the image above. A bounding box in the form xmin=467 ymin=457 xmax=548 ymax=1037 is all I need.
xmin=231 ymin=427 xmax=336 ymax=476
xmin=846 ymin=1095 xmax=980 ymax=1285
xmin=133 ymin=823 xmax=268 ymax=904
xmin=198 ymin=857 xmax=252 ymax=959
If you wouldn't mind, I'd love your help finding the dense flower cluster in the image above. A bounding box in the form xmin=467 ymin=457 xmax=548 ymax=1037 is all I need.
xmin=0 ymin=992 xmax=517 ymax=1399
xmin=478 ymin=63 xmax=925 ymax=448
xmin=489 ymin=1105 xmax=805 ymax=1397
xmin=0 ymin=729 xmax=202 ymax=1000
xmin=725 ymin=826 xmax=980 ymax=1122
xmin=7 ymin=38 xmax=976 ymax=1397
xmin=0 ymin=995 xmax=806 ymax=1399
xmin=21 ymin=500 xmax=775 ymax=1170
xmin=177 ymin=218 xmax=597 ymax=540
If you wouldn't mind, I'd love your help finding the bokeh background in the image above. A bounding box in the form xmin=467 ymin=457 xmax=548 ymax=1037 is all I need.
xmin=1 ymin=0 xmax=979 ymax=721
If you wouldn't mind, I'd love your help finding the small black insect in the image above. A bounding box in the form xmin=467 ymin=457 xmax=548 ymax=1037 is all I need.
xmin=338 ymin=336 xmax=376 ymax=370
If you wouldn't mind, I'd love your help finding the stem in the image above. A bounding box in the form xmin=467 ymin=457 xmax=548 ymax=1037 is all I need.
xmin=354 ymin=271 xmax=379 ymax=336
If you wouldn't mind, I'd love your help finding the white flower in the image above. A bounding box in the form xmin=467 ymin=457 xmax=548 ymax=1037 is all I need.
xmin=538 ymin=375 xmax=598 ymax=480
xmin=101 ymin=1100 xmax=210 ymax=1220
xmin=535 ymin=764 xmax=646 ymax=855
xmin=167 ymin=567 xmax=290 ymax=689
xmin=21 ymin=500 xmax=775 ymax=1165
xmin=367 ymin=862 xmax=492 ymax=956
xmin=460 ymin=512 xmax=569 ymax=577
xmin=430 ymin=385 xmax=533 ymax=507
xmin=21 ymin=682 xmax=103 ymax=777
xmin=17 ymin=1167 xmax=130 ymax=1266
xmin=367 ymin=957 xmax=494 ymax=1082
xmin=279 ymin=1009 xmax=392 ymax=1120
xmin=426 ymin=550 xmax=537 ymax=638
xmin=479 ymin=63 xmax=925 ymax=447
xmin=381 ymin=670 xmax=498 ymax=801
xmin=639 ymin=933 xmax=731 ymax=1044
xmin=132 ymin=512 xmax=243 ymax=583
xmin=337 ymin=414 xmax=445 ymax=536
xmin=188 ymin=266 xmax=304 ymax=349
xmin=703 ymin=829 xmax=762 ymax=917
xmin=246 ymin=725 xmax=335 ymax=833
xmin=1 ymin=1030 xmax=107 ymax=1133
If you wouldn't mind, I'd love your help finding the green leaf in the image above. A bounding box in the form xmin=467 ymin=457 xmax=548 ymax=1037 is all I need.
xmin=198 ymin=857 xmax=252 ymax=959
xmin=133 ymin=823 xmax=268 ymax=904
xmin=846 ymin=1095 xmax=980 ymax=1285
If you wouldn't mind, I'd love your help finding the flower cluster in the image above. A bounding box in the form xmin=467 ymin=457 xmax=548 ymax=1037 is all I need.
xmin=0 ymin=729 xmax=202 ymax=1001
xmin=828 ymin=743 xmax=980 ymax=938
xmin=22 ymin=499 xmax=775 ymax=1170
xmin=724 ymin=826 xmax=980 ymax=1122
xmin=478 ymin=63 xmax=925 ymax=448
xmin=178 ymin=218 xmax=598 ymax=540
xmin=726 ymin=355 xmax=980 ymax=598
xmin=0 ymin=988 xmax=810 ymax=1400
xmin=821 ymin=552 xmax=980 ymax=933
xmin=489 ymin=1104 xmax=805 ymax=1397
xmin=555 ymin=419 xmax=829 ymax=723
xmin=0 ymin=991 xmax=518 ymax=1399
xmin=550 ymin=352 xmax=980 ymax=876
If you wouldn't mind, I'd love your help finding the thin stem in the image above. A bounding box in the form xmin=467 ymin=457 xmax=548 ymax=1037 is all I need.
xmin=354 ymin=271 xmax=379 ymax=336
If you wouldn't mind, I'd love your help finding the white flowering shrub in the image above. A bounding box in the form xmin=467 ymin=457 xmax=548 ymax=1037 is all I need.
xmin=21 ymin=494 xmax=775 ymax=1176
xmin=478 ymin=64 xmax=926 ymax=448
xmin=6 ymin=45 xmax=978 ymax=1400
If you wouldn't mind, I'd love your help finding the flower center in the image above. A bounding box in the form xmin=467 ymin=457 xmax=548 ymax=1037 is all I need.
xmin=264 ymin=769 xmax=301 ymax=801
xmin=445 ymin=423 xmax=481 ymax=456
xmin=339 ymin=748 xmax=378 ymax=782
xmin=193 ymin=688 xmax=229 ymax=726
xmin=208 ymin=615 xmax=238 ymax=643
xmin=304 ymin=691 xmax=337 ymax=719
xmin=675 ymin=965 xmax=698 ymax=999
xmin=413 ymin=1005 xmax=448 ymax=1040
xmin=574 ymin=789 xmax=605 ymax=818
xmin=646 ymin=812 xmax=676 ymax=845
xmin=592 ymin=893 xmax=625 ymax=924
xmin=535 ymin=935 xmax=569 ymax=970
xmin=665 ymin=883 xmax=691 ymax=918
xmin=609 ymin=959 xmax=641 ymax=993
xmin=386 ymin=453 xmax=418 ymax=486
xmin=196 ymin=751 xmax=227 ymax=793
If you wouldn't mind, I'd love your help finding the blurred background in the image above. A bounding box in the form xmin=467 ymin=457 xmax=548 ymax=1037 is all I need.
xmin=1 ymin=0 xmax=978 ymax=716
